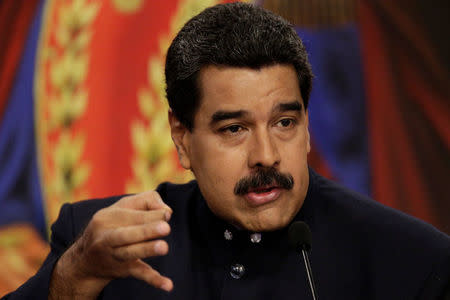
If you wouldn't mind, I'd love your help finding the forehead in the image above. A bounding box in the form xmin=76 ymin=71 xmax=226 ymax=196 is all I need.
xmin=196 ymin=64 xmax=303 ymax=119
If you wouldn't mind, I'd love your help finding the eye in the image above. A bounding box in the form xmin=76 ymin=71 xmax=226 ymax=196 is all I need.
xmin=220 ymin=124 xmax=244 ymax=135
xmin=276 ymin=118 xmax=296 ymax=128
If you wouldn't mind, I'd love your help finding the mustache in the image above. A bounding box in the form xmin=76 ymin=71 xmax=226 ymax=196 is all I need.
xmin=234 ymin=167 xmax=294 ymax=195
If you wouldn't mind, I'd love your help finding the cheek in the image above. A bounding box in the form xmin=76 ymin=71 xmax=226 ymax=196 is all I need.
xmin=280 ymin=134 xmax=309 ymax=176
xmin=282 ymin=128 xmax=309 ymax=155
xmin=306 ymin=129 xmax=311 ymax=153
xmin=190 ymin=137 xmax=243 ymax=184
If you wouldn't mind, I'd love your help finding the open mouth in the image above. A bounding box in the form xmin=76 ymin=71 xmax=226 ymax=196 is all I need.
xmin=244 ymin=185 xmax=282 ymax=206
xmin=248 ymin=186 xmax=277 ymax=194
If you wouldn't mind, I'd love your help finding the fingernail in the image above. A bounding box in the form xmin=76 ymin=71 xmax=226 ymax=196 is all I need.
xmin=157 ymin=222 xmax=169 ymax=234
xmin=161 ymin=281 xmax=172 ymax=292
xmin=154 ymin=241 xmax=166 ymax=254
xmin=164 ymin=210 xmax=172 ymax=221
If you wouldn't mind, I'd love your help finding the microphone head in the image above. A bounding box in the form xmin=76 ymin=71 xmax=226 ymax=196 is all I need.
xmin=288 ymin=221 xmax=312 ymax=252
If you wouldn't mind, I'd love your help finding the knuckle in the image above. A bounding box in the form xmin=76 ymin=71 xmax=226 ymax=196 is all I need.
xmin=143 ymin=269 xmax=160 ymax=284
xmin=141 ymin=244 xmax=153 ymax=257
xmin=133 ymin=261 xmax=151 ymax=275
xmin=109 ymin=228 xmax=124 ymax=245
xmin=117 ymin=194 xmax=132 ymax=204
xmin=152 ymin=191 xmax=163 ymax=202
xmin=90 ymin=210 xmax=106 ymax=228
xmin=131 ymin=264 xmax=159 ymax=284
xmin=102 ymin=231 xmax=113 ymax=247
xmin=114 ymin=247 xmax=131 ymax=261
xmin=148 ymin=190 xmax=159 ymax=198
xmin=156 ymin=209 xmax=167 ymax=219
xmin=147 ymin=209 xmax=165 ymax=221
xmin=149 ymin=191 xmax=167 ymax=206
xmin=147 ymin=191 xmax=162 ymax=206
xmin=142 ymin=225 xmax=155 ymax=238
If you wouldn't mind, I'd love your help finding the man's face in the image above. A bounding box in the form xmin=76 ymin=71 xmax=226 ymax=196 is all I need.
xmin=170 ymin=64 xmax=310 ymax=231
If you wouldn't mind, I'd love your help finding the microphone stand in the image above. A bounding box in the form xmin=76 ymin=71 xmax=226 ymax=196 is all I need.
xmin=288 ymin=221 xmax=318 ymax=300
xmin=300 ymin=246 xmax=318 ymax=300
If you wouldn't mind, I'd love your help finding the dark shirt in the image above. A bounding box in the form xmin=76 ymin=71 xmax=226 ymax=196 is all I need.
xmin=4 ymin=169 xmax=450 ymax=299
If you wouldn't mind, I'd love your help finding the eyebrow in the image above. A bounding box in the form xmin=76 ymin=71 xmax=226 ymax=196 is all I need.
xmin=210 ymin=110 xmax=248 ymax=126
xmin=209 ymin=101 xmax=303 ymax=126
xmin=273 ymin=101 xmax=303 ymax=113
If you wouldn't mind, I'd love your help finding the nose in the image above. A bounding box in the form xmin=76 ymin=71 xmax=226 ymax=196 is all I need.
xmin=247 ymin=128 xmax=281 ymax=169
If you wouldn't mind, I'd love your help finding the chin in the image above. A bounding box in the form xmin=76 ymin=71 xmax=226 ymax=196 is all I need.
xmin=244 ymin=222 xmax=286 ymax=232
xmin=238 ymin=214 xmax=291 ymax=232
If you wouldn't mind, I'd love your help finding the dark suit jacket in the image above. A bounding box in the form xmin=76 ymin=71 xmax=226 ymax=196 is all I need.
xmin=4 ymin=169 xmax=450 ymax=299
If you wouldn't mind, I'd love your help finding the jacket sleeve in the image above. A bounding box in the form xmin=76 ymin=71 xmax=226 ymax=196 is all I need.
xmin=1 ymin=203 xmax=78 ymax=300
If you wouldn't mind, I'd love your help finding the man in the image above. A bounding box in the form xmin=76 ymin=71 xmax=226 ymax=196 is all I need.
xmin=4 ymin=3 xmax=449 ymax=299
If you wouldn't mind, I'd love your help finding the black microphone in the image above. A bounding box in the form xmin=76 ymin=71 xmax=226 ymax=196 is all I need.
xmin=288 ymin=221 xmax=318 ymax=300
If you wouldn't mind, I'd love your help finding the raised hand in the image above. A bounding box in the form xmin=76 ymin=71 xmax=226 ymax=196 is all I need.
xmin=49 ymin=191 xmax=173 ymax=299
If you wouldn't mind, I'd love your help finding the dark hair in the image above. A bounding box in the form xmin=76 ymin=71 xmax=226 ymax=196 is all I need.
xmin=165 ymin=2 xmax=313 ymax=131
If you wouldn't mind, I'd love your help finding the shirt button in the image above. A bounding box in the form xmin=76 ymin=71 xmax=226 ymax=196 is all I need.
xmin=250 ymin=233 xmax=261 ymax=243
xmin=230 ymin=263 xmax=245 ymax=279
xmin=224 ymin=229 xmax=233 ymax=241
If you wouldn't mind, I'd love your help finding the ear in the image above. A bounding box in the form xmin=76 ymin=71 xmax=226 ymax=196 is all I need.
xmin=305 ymin=111 xmax=311 ymax=154
xmin=168 ymin=109 xmax=192 ymax=170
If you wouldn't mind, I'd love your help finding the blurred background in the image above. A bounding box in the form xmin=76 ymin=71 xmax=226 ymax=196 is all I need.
xmin=0 ymin=0 xmax=448 ymax=295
